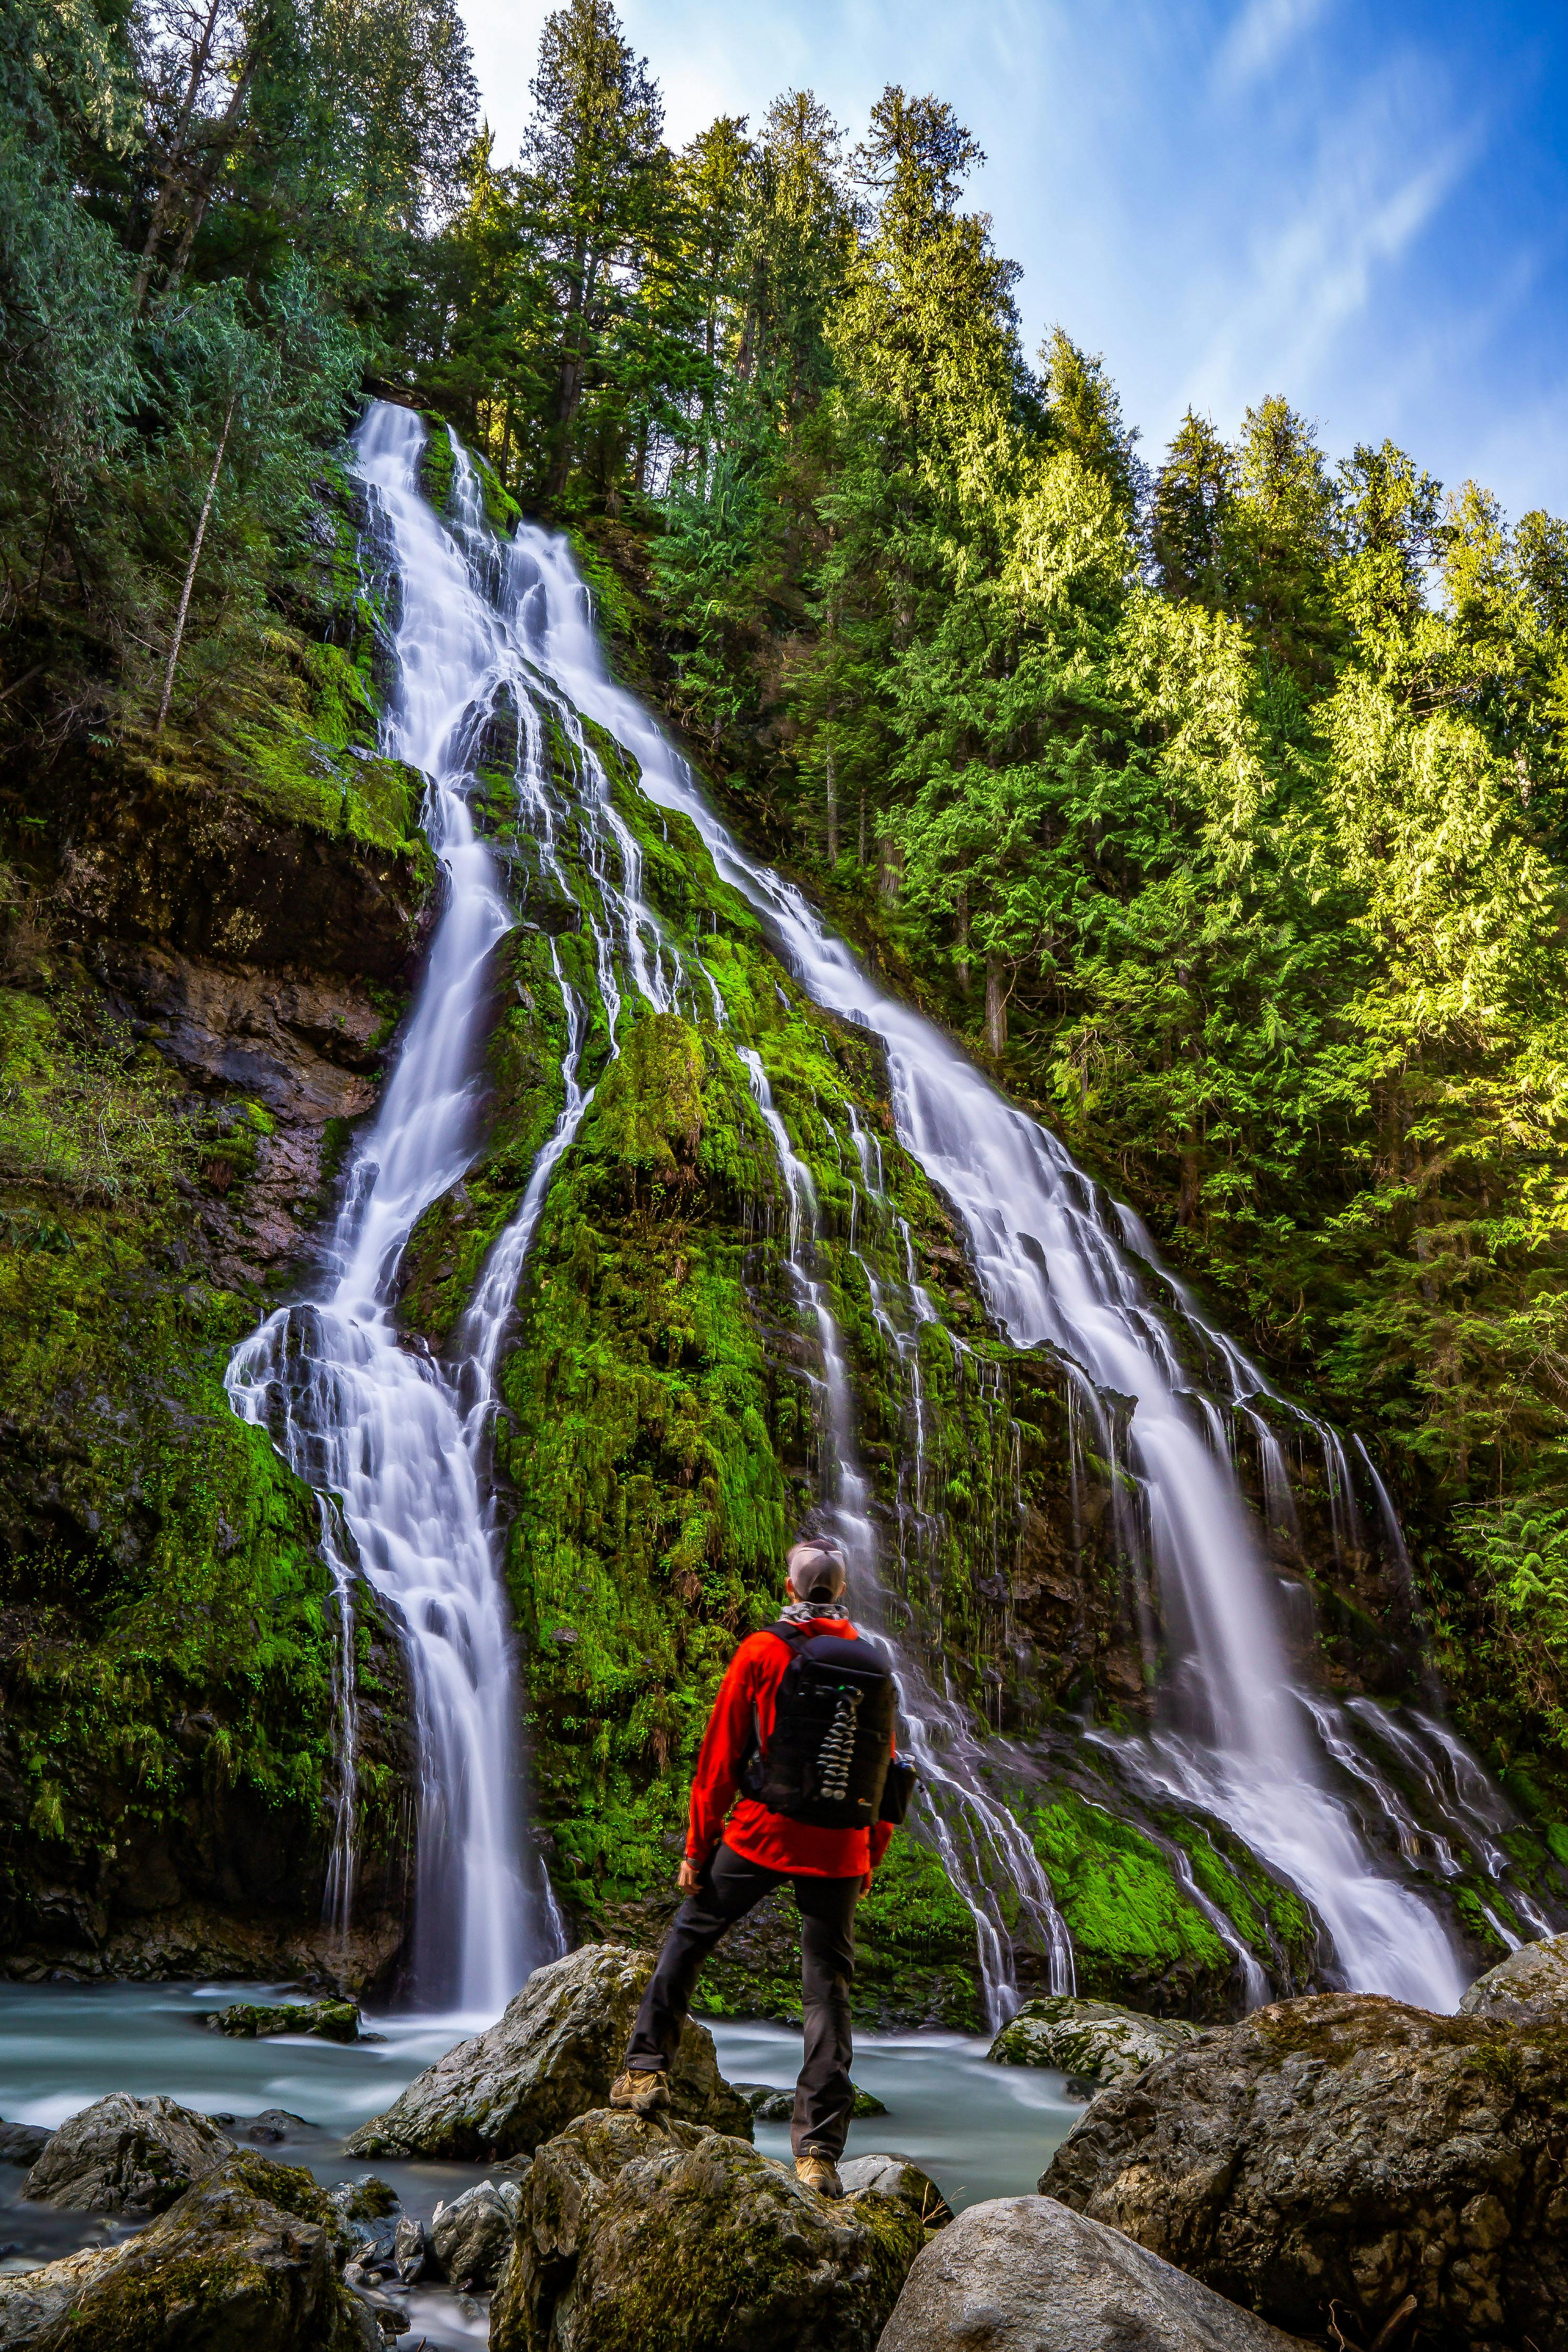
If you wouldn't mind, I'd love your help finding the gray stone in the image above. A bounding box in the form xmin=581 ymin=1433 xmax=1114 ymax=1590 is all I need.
xmin=1459 ymin=1928 xmax=1568 ymax=2020
xmin=209 ymin=1997 xmax=364 ymax=2043
xmin=1041 ymin=1990 xmax=1568 ymax=2350
xmin=22 ymin=2091 xmax=233 ymax=2216
xmin=0 ymin=2123 xmax=49 ymax=2168
xmin=840 ymin=2153 xmax=953 ymax=2230
xmin=490 ymin=2106 xmax=924 ymax=2352
xmin=877 ymin=2195 xmax=1309 ymax=2351
xmin=987 ymin=1995 xmax=1203 ymax=2084
xmin=0 ymin=2148 xmax=375 ymax=2349
xmin=344 ymin=1942 xmax=751 ymax=2160
xmin=392 ymin=2212 xmax=426 ymax=2284
xmin=429 ymin=2177 xmax=521 ymax=2290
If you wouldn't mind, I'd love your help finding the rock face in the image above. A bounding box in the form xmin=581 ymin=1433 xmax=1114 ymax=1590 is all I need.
xmin=0 ymin=2148 xmax=374 ymax=2349
xmin=878 ymin=2194 xmax=1309 ymax=2352
xmin=987 ymin=1996 xmax=1204 ymax=2084
xmin=1041 ymin=1991 xmax=1568 ymax=2350
xmin=345 ymin=1943 xmax=752 ymax=2159
xmin=491 ymin=2107 xmax=923 ymax=2352
xmin=430 ymin=2176 xmax=524 ymax=2290
xmin=22 ymin=2092 xmax=233 ymax=2215
xmin=1459 ymin=1929 xmax=1568 ymax=2020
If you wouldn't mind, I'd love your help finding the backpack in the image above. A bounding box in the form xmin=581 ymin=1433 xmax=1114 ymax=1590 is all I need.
xmin=742 ymin=1622 xmax=904 ymax=1830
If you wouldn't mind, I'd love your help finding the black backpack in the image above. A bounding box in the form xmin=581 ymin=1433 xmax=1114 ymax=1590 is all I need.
xmin=742 ymin=1622 xmax=913 ymax=1830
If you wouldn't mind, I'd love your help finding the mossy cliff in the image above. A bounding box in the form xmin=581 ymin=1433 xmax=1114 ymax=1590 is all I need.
xmin=0 ymin=462 xmax=423 ymax=1985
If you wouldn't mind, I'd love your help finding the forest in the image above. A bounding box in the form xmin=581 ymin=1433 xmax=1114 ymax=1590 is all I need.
xmin=6 ymin=0 xmax=1567 ymax=1798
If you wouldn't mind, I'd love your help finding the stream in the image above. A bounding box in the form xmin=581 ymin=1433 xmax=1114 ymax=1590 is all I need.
xmin=0 ymin=1982 xmax=1078 ymax=2344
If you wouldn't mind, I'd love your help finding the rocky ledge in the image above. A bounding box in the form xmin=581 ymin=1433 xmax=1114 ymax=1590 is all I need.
xmin=1041 ymin=1984 xmax=1568 ymax=2350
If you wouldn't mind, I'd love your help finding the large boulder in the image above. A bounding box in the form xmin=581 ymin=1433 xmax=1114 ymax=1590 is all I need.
xmin=839 ymin=2154 xmax=953 ymax=2231
xmin=345 ymin=1942 xmax=751 ymax=2159
xmin=0 ymin=2149 xmax=375 ymax=2349
xmin=1042 ymin=1991 xmax=1568 ymax=2350
xmin=878 ymin=2195 xmax=1310 ymax=2351
xmin=22 ymin=2092 xmax=233 ymax=2215
xmin=987 ymin=1996 xmax=1204 ymax=2085
xmin=1459 ymin=1929 xmax=1568 ymax=2020
xmin=490 ymin=2107 xmax=924 ymax=2352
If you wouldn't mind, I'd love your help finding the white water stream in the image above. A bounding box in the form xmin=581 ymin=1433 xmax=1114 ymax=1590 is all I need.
xmin=228 ymin=402 xmax=1521 ymax=2020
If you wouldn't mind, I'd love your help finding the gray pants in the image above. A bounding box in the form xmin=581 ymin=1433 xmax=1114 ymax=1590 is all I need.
xmin=625 ymin=1841 xmax=859 ymax=2159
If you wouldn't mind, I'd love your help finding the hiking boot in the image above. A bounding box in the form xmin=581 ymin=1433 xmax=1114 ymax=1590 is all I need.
xmin=795 ymin=2149 xmax=843 ymax=2199
xmin=609 ymin=2067 xmax=670 ymax=2118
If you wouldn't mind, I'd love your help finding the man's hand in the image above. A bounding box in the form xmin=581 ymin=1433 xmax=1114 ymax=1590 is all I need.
xmin=677 ymin=1858 xmax=700 ymax=1893
xmin=856 ymin=1872 xmax=872 ymax=1905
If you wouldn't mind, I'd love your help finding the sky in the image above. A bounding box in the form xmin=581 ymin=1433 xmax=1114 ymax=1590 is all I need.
xmin=458 ymin=0 xmax=1568 ymax=524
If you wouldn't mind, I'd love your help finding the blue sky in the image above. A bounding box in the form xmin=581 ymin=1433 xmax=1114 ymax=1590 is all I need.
xmin=462 ymin=0 xmax=1568 ymax=521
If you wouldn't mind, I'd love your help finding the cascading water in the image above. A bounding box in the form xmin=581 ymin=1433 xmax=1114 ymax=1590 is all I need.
xmin=232 ymin=401 xmax=1551 ymax=2021
xmin=500 ymin=501 xmax=1492 ymax=2014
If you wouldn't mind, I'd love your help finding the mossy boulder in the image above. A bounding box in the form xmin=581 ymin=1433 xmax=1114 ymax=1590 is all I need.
xmin=1458 ymin=1927 xmax=1568 ymax=2020
xmin=489 ymin=2106 xmax=925 ymax=2352
xmin=1042 ymin=1991 xmax=1568 ymax=2349
xmin=0 ymin=2147 xmax=372 ymax=2349
xmin=22 ymin=2092 xmax=233 ymax=2216
xmin=208 ymin=1998 xmax=363 ymax=2042
xmin=988 ymin=1994 xmax=1205 ymax=2084
xmin=344 ymin=1941 xmax=751 ymax=2160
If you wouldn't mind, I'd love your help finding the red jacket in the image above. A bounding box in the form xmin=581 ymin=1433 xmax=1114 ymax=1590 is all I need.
xmin=687 ymin=1618 xmax=896 ymax=1880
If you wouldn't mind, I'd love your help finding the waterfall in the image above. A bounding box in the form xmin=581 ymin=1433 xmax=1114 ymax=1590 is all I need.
xmin=501 ymin=506 xmax=1478 ymax=2014
xmin=229 ymin=402 xmax=1547 ymax=2019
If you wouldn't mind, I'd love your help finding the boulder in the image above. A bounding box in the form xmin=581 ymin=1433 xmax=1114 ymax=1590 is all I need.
xmin=0 ymin=2122 xmax=50 ymax=2167
xmin=209 ymin=1998 xmax=364 ymax=2043
xmin=0 ymin=2148 xmax=375 ymax=2349
xmin=877 ymin=2194 xmax=1309 ymax=2351
xmin=1459 ymin=1929 xmax=1568 ymax=2020
xmin=429 ymin=2177 xmax=523 ymax=2290
xmin=738 ymin=2080 xmax=886 ymax=2120
xmin=345 ymin=1942 xmax=751 ymax=2160
xmin=1041 ymin=1991 xmax=1568 ymax=2350
xmin=987 ymin=1995 xmax=1203 ymax=2085
xmin=490 ymin=2107 xmax=924 ymax=2352
xmin=839 ymin=2154 xmax=952 ymax=2230
xmin=22 ymin=2092 xmax=233 ymax=2215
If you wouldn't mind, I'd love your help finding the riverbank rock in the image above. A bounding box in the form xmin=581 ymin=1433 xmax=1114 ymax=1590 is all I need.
xmin=430 ymin=2176 xmax=524 ymax=2290
xmin=987 ymin=1995 xmax=1204 ymax=2084
xmin=491 ymin=2107 xmax=923 ymax=2352
xmin=345 ymin=1942 xmax=751 ymax=2160
xmin=1041 ymin=1991 xmax=1568 ymax=2350
xmin=0 ymin=2148 xmax=374 ymax=2349
xmin=22 ymin=2091 xmax=233 ymax=2215
xmin=839 ymin=2154 xmax=953 ymax=2230
xmin=737 ymin=2080 xmax=887 ymax=2119
xmin=878 ymin=2195 xmax=1309 ymax=2351
xmin=1458 ymin=1928 xmax=1568 ymax=2020
xmin=209 ymin=1997 xmax=365 ymax=2042
xmin=0 ymin=2122 xmax=49 ymax=2167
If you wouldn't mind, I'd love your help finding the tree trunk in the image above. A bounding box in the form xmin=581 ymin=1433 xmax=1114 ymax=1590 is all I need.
xmin=984 ymin=956 xmax=1007 ymax=1057
xmin=954 ymin=881 xmax=971 ymax=997
xmin=157 ymin=389 xmax=236 ymax=733
xmin=134 ymin=0 xmax=225 ymax=314
xmin=825 ymin=745 xmax=838 ymax=866
xmin=858 ymin=785 xmax=868 ymax=868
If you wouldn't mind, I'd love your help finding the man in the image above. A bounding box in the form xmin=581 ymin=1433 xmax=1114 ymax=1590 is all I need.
xmin=609 ymin=1535 xmax=900 ymax=2198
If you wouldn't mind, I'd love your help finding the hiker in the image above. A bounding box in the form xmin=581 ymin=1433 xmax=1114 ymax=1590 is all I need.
xmin=610 ymin=1534 xmax=913 ymax=2198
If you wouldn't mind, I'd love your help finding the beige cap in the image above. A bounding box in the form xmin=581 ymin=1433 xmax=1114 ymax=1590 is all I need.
xmin=786 ymin=1538 xmax=847 ymax=1600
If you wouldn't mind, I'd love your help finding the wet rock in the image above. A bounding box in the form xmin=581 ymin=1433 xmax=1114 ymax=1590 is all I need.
xmin=1458 ymin=1928 xmax=1568 ymax=2020
xmin=22 ymin=2091 xmax=233 ymax=2215
xmin=0 ymin=2148 xmax=375 ymax=2348
xmin=1041 ymin=1990 xmax=1568 ymax=2350
xmin=490 ymin=2107 xmax=923 ymax=2352
xmin=840 ymin=2153 xmax=952 ymax=2230
xmin=0 ymin=2122 xmax=49 ymax=2167
xmin=245 ymin=2107 xmax=315 ymax=2145
xmin=735 ymin=2079 xmax=887 ymax=2120
xmin=391 ymin=2213 xmax=426 ymax=2284
xmin=987 ymin=1994 xmax=1203 ymax=2084
xmin=210 ymin=1996 xmax=365 ymax=2042
xmin=344 ymin=1942 xmax=751 ymax=2160
xmin=429 ymin=2177 xmax=522 ymax=2290
xmin=328 ymin=2176 xmax=400 ymax=2222
xmin=878 ymin=2194 xmax=1309 ymax=2351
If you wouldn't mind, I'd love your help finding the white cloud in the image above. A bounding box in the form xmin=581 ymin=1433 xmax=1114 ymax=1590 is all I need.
xmin=1215 ymin=0 xmax=1333 ymax=93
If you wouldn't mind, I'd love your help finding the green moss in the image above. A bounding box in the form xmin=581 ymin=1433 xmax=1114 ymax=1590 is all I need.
xmin=1025 ymin=1791 xmax=1235 ymax=2009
